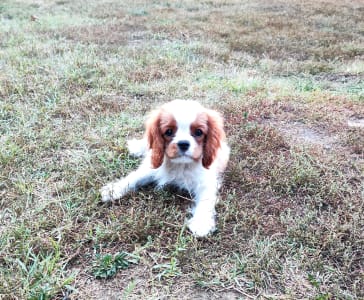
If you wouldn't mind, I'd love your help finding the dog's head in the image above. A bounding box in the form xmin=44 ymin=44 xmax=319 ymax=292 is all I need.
xmin=145 ymin=100 xmax=226 ymax=169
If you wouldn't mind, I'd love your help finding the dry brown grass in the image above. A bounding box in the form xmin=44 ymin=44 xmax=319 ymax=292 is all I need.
xmin=0 ymin=0 xmax=363 ymax=299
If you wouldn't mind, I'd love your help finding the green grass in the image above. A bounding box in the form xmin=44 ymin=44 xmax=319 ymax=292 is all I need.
xmin=0 ymin=0 xmax=363 ymax=299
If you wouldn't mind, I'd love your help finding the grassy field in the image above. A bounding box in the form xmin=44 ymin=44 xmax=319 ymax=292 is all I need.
xmin=0 ymin=0 xmax=363 ymax=299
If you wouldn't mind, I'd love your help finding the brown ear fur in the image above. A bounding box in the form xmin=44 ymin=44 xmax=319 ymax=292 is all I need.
xmin=145 ymin=110 xmax=164 ymax=168
xmin=202 ymin=110 xmax=225 ymax=169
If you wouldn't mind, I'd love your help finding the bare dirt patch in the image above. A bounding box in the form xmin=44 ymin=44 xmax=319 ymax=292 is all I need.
xmin=274 ymin=121 xmax=338 ymax=150
xmin=348 ymin=117 xmax=364 ymax=128
xmin=70 ymin=266 xmax=242 ymax=300
xmin=69 ymin=266 xmax=149 ymax=300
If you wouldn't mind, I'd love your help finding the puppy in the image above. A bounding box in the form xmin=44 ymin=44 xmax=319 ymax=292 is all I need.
xmin=100 ymin=100 xmax=230 ymax=237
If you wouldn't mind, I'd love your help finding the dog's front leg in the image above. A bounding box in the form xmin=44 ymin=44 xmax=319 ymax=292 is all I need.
xmin=187 ymin=184 xmax=218 ymax=237
xmin=100 ymin=163 xmax=155 ymax=202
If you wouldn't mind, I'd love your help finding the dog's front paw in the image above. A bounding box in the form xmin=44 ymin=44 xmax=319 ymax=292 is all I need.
xmin=187 ymin=215 xmax=216 ymax=237
xmin=100 ymin=183 xmax=115 ymax=202
xmin=100 ymin=182 xmax=125 ymax=202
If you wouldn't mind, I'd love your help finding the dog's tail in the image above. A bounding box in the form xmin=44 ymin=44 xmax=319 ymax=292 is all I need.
xmin=127 ymin=139 xmax=148 ymax=157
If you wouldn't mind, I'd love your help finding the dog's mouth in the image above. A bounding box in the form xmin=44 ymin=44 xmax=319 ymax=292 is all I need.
xmin=170 ymin=154 xmax=195 ymax=164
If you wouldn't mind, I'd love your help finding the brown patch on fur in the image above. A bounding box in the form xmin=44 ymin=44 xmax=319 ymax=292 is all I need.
xmin=190 ymin=146 xmax=203 ymax=162
xmin=190 ymin=112 xmax=209 ymax=161
xmin=160 ymin=112 xmax=178 ymax=159
xmin=146 ymin=110 xmax=178 ymax=167
xmin=145 ymin=110 xmax=164 ymax=168
xmin=159 ymin=111 xmax=177 ymax=138
xmin=165 ymin=142 xmax=178 ymax=159
xmin=202 ymin=110 xmax=226 ymax=168
xmin=190 ymin=113 xmax=209 ymax=138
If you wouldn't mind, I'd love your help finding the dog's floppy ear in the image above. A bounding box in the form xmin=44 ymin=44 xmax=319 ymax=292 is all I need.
xmin=202 ymin=110 xmax=225 ymax=169
xmin=145 ymin=109 xmax=164 ymax=168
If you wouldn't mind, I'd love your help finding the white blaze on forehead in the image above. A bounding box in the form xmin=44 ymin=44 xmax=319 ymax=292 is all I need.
xmin=162 ymin=100 xmax=204 ymax=129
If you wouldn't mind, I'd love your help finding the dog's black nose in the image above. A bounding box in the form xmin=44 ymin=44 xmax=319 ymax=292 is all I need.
xmin=177 ymin=140 xmax=190 ymax=152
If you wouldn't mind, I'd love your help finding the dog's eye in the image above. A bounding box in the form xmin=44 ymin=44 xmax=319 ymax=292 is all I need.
xmin=194 ymin=129 xmax=203 ymax=137
xmin=165 ymin=129 xmax=174 ymax=137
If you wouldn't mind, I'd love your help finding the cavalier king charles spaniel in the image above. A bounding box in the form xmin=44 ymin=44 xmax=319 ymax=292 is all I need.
xmin=100 ymin=100 xmax=230 ymax=237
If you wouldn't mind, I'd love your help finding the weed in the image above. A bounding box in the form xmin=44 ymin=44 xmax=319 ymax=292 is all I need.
xmin=153 ymin=257 xmax=181 ymax=281
xmin=92 ymin=252 xmax=138 ymax=279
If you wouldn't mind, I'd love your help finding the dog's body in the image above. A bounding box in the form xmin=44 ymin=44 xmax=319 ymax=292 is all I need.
xmin=100 ymin=100 xmax=230 ymax=237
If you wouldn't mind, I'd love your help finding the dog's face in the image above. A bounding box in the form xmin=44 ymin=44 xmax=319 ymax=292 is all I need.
xmin=146 ymin=100 xmax=225 ymax=169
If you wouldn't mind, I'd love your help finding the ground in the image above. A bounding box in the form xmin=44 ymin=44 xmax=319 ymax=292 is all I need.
xmin=0 ymin=0 xmax=363 ymax=299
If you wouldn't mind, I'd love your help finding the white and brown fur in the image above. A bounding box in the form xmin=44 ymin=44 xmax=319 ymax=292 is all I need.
xmin=100 ymin=100 xmax=230 ymax=237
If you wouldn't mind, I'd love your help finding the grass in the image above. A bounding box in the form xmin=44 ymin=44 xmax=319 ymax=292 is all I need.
xmin=0 ymin=0 xmax=363 ymax=299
